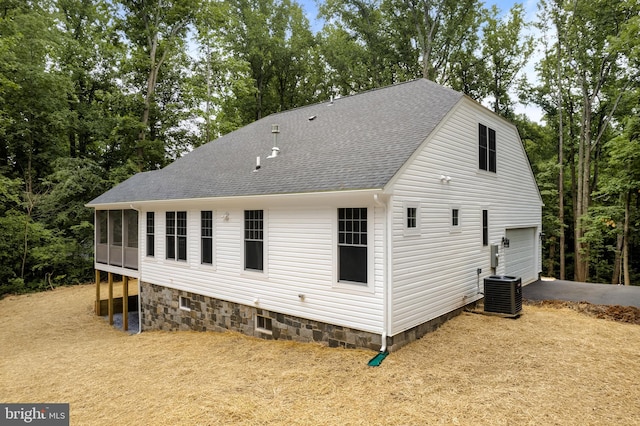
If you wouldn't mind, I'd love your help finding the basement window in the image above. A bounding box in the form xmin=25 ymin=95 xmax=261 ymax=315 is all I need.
xmin=179 ymin=296 xmax=191 ymax=311
xmin=256 ymin=315 xmax=273 ymax=334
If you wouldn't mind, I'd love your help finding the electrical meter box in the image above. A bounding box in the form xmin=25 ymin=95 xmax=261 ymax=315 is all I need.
xmin=490 ymin=244 xmax=499 ymax=268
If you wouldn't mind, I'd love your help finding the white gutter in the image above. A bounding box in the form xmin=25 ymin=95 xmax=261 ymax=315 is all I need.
xmin=86 ymin=188 xmax=384 ymax=209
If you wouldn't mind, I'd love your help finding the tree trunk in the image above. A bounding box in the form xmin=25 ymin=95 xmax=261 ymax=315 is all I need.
xmin=557 ymin=36 xmax=565 ymax=280
xmin=21 ymin=151 xmax=35 ymax=281
xmin=574 ymin=78 xmax=591 ymax=282
xmin=547 ymin=237 xmax=556 ymax=277
xmin=256 ymin=74 xmax=264 ymax=120
xmin=612 ymin=232 xmax=622 ymax=284
xmin=69 ymin=129 xmax=77 ymax=158
xmin=138 ymin=32 xmax=164 ymax=170
xmin=623 ymin=190 xmax=631 ymax=286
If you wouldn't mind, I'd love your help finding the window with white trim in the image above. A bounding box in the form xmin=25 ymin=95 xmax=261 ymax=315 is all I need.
xmin=403 ymin=202 xmax=421 ymax=236
xmin=256 ymin=314 xmax=273 ymax=333
xmin=244 ymin=210 xmax=264 ymax=271
xmin=166 ymin=211 xmax=187 ymax=261
xmin=179 ymin=296 xmax=191 ymax=311
xmin=407 ymin=208 xmax=417 ymax=228
xmin=479 ymin=123 xmax=496 ymax=172
xmin=338 ymin=207 xmax=367 ymax=284
xmin=482 ymin=209 xmax=489 ymax=246
xmin=146 ymin=212 xmax=155 ymax=257
xmin=201 ymin=211 xmax=213 ymax=265
xmin=451 ymin=207 xmax=461 ymax=230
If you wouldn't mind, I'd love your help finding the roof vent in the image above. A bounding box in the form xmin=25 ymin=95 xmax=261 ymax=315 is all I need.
xmin=267 ymin=147 xmax=280 ymax=159
xmin=268 ymin=124 xmax=280 ymax=158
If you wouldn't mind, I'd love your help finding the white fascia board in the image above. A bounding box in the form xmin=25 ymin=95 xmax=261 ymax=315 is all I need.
xmin=87 ymin=188 xmax=387 ymax=211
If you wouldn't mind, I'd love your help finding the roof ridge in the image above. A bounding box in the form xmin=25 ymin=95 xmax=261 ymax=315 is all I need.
xmin=262 ymin=78 xmax=446 ymax=121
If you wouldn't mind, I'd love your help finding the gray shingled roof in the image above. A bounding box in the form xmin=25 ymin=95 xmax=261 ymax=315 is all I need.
xmin=88 ymin=79 xmax=463 ymax=206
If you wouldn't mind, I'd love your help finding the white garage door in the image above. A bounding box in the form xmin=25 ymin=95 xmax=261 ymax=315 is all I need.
xmin=505 ymin=228 xmax=537 ymax=284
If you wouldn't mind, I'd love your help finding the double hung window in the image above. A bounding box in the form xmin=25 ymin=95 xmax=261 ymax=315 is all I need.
xmin=479 ymin=123 xmax=496 ymax=172
xmin=201 ymin=211 xmax=213 ymax=265
xmin=146 ymin=212 xmax=155 ymax=257
xmin=244 ymin=210 xmax=264 ymax=271
xmin=166 ymin=211 xmax=187 ymax=261
xmin=338 ymin=208 xmax=367 ymax=284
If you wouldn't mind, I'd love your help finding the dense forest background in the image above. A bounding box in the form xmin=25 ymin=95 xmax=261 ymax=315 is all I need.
xmin=1 ymin=0 xmax=638 ymax=295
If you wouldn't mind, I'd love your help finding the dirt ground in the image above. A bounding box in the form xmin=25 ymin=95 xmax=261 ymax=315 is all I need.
xmin=2 ymin=284 xmax=640 ymax=425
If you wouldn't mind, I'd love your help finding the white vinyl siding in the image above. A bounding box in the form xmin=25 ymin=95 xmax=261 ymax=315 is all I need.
xmin=139 ymin=197 xmax=385 ymax=334
xmin=505 ymin=228 xmax=538 ymax=284
xmin=388 ymin=99 xmax=542 ymax=336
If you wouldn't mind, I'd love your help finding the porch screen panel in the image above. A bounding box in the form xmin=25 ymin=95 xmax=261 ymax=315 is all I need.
xmin=96 ymin=211 xmax=108 ymax=264
xmin=109 ymin=210 xmax=123 ymax=266
xmin=124 ymin=209 xmax=138 ymax=269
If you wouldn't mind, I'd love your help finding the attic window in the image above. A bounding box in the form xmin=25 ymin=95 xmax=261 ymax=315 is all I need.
xmin=479 ymin=123 xmax=496 ymax=172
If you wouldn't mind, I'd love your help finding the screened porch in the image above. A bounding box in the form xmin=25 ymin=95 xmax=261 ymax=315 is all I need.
xmin=95 ymin=209 xmax=139 ymax=271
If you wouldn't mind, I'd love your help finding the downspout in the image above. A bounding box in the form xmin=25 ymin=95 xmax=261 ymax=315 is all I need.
xmin=373 ymin=193 xmax=389 ymax=353
xmin=129 ymin=204 xmax=143 ymax=335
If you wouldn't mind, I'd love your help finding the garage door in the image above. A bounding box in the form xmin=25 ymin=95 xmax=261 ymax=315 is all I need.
xmin=505 ymin=228 xmax=537 ymax=284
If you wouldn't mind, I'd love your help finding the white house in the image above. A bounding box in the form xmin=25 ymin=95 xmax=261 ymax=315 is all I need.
xmin=87 ymin=79 xmax=542 ymax=351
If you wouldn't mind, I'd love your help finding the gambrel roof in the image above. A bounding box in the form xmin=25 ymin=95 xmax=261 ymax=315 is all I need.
xmin=88 ymin=79 xmax=463 ymax=206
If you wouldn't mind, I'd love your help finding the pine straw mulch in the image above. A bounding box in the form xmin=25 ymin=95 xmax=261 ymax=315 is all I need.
xmin=2 ymin=283 xmax=640 ymax=426
xmin=524 ymin=299 xmax=640 ymax=325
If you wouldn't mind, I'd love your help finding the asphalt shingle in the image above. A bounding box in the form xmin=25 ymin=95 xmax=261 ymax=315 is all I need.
xmin=88 ymin=79 xmax=463 ymax=205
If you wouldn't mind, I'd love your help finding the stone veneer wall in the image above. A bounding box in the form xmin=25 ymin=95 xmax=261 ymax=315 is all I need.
xmin=140 ymin=281 xmax=478 ymax=352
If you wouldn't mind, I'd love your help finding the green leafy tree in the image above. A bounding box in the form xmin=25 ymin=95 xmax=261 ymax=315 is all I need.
xmin=0 ymin=0 xmax=71 ymax=180
xmin=393 ymin=0 xmax=485 ymax=83
xmin=319 ymin=0 xmax=411 ymax=93
xmin=0 ymin=175 xmax=27 ymax=294
xmin=216 ymin=0 xmax=322 ymax=127
xmin=117 ymin=0 xmax=198 ymax=169
xmin=57 ymin=0 xmax=123 ymax=160
xmin=534 ymin=0 xmax=639 ymax=282
xmin=481 ymin=4 xmax=534 ymax=118
xmin=593 ymin=115 xmax=640 ymax=285
xmin=35 ymin=158 xmax=110 ymax=285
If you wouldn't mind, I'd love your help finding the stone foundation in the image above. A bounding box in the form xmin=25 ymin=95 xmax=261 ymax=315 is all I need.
xmin=139 ymin=281 xmax=477 ymax=352
xmin=385 ymin=305 xmax=475 ymax=352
